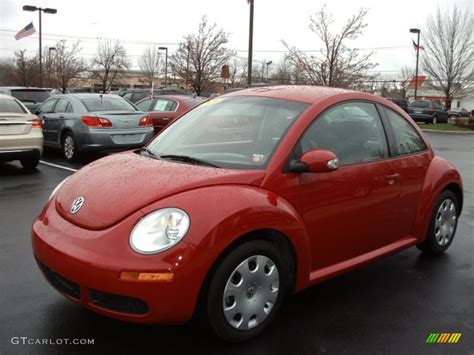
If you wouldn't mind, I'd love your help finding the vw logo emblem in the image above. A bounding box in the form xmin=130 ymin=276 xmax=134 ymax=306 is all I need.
xmin=70 ymin=197 xmax=85 ymax=214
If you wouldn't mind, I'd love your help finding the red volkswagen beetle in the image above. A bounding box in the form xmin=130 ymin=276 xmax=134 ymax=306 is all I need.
xmin=32 ymin=86 xmax=463 ymax=341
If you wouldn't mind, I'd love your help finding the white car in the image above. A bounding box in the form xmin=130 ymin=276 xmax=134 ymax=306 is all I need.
xmin=0 ymin=94 xmax=43 ymax=169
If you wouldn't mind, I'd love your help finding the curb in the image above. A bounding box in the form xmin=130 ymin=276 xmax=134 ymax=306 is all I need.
xmin=421 ymin=129 xmax=474 ymax=135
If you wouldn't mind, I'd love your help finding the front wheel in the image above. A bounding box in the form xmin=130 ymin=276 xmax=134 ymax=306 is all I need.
xmin=432 ymin=115 xmax=438 ymax=124
xmin=417 ymin=190 xmax=459 ymax=255
xmin=201 ymin=240 xmax=290 ymax=342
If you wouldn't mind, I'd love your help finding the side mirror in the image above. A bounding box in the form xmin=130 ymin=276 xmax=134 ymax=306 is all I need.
xmin=293 ymin=149 xmax=339 ymax=173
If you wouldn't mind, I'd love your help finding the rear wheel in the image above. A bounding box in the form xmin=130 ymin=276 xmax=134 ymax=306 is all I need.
xmin=432 ymin=115 xmax=438 ymax=124
xmin=20 ymin=154 xmax=40 ymax=170
xmin=201 ymin=239 xmax=290 ymax=342
xmin=62 ymin=133 xmax=79 ymax=162
xmin=417 ymin=190 xmax=458 ymax=255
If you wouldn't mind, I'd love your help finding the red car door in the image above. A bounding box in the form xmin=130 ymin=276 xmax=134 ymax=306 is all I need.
xmin=297 ymin=102 xmax=401 ymax=271
xmin=379 ymin=106 xmax=432 ymax=237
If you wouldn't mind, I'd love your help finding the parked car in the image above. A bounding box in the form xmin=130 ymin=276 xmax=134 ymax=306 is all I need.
xmin=408 ymin=100 xmax=449 ymax=124
xmin=120 ymin=88 xmax=190 ymax=103
xmin=33 ymin=86 xmax=462 ymax=342
xmin=135 ymin=95 xmax=206 ymax=134
xmin=36 ymin=94 xmax=155 ymax=162
xmin=386 ymin=98 xmax=409 ymax=113
xmin=447 ymin=107 xmax=470 ymax=118
xmin=0 ymin=94 xmax=43 ymax=169
xmin=0 ymin=86 xmax=51 ymax=113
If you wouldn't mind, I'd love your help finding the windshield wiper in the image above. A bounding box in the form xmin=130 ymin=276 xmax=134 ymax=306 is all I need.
xmin=160 ymin=154 xmax=220 ymax=168
xmin=140 ymin=147 xmax=159 ymax=159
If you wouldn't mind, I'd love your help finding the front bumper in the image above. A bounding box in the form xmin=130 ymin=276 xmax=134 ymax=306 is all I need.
xmin=76 ymin=128 xmax=155 ymax=152
xmin=32 ymin=200 xmax=203 ymax=324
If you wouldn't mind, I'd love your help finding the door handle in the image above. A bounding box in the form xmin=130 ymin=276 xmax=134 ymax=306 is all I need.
xmin=58 ymin=116 xmax=65 ymax=119
xmin=385 ymin=173 xmax=400 ymax=185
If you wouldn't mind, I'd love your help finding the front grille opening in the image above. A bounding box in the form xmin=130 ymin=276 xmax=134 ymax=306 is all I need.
xmin=89 ymin=289 xmax=148 ymax=315
xmin=36 ymin=258 xmax=81 ymax=300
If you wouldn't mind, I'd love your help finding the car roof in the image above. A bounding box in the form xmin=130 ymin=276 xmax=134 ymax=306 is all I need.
xmin=224 ymin=85 xmax=354 ymax=104
xmin=0 ymin=86 xmax=50 ymax=91
xmin=0 ymin=93 xmax=19 ymax=100
xmin=50 ymin=93 xmax=124 ymax=100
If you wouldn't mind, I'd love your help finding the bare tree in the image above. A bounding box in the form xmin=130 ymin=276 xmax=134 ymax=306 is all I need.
xmin=272 ymin=55 xmax=292 ymax=84
xmin=0 ymin=57 xmax=16 ymax=85
xmin=228 ymin=58 xmax=247 ymax=87
xmin=51 ymin=40 xmax=86 ymax=93
xmin=421 ymin=5 xmax=474 ymax=109
xmin=139 ymin=46 xmax=162 ymax=87
xmin=170 ymin=16 xmax=234 ymax=95
xmin=91 ymin=40 xmax=129 ymax=92
xmin=284 ymin=6 xmax=376 ymax=88
xmin=13 ymin=50 xmax=39 ymax=86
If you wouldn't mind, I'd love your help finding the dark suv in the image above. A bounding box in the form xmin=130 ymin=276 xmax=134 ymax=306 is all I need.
xmin=120 ymin=88 xmax=189 ymax=103
xmin=0 ymin=87 xmax=51 ymax=113
xmin=386 ymin=98 xmax=409 ymax=113
xmin=408 ymin=100 xmax=449 ymax=124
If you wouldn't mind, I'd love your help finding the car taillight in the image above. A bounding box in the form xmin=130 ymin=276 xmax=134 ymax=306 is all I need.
xmin=139 ymin=115 xmax=153 ymax=127
xmin=427 ymin=109 xmax=433 ymax=114
xmin=81 ymin=116 xmax=112 ymax=128
xmin=31 ymin=117 xmax=42 ymax=128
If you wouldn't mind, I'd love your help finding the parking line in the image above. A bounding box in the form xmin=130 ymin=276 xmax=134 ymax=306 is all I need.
xmin=39 ymin=160 xmax=78 ymax=172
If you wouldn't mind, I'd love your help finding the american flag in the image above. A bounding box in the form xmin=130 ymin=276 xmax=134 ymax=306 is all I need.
xmin=412 ymin=40 xmax=425 ymax=51
xmin=15 ymin=22 xmax=36 ymax=40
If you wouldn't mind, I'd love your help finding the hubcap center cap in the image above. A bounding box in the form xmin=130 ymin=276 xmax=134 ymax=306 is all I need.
xmin=246 ymin=286 xmax=256 ymax=299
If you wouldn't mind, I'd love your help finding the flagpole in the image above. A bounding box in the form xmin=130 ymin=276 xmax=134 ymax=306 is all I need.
xmin=39 ymin=10 xmax=42 ymax=87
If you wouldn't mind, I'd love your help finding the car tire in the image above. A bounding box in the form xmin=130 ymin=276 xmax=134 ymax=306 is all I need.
xmin=432 ymin=115 xmax=438 ymax=124
xmin=20 ymin=154 xmax=40 ymax=170
xmin=417 ymin=190 xmax=459 ymax=255
xmin=201 ymin=239 xmax=290 ymax=342
xmin=62 ymin=133 xmax=80 ymax=162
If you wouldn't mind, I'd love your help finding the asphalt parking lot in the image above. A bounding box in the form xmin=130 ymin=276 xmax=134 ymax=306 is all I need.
xmin=1 ymin=132 xmax=473 ymax=355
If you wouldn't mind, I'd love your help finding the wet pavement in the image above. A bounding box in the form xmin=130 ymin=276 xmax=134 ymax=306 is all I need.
xmin=0 ymin=132 xmax=473 ymax=354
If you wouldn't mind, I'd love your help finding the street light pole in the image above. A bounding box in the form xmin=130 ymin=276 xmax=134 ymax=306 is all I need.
xmin=23 ymin=5 xmax=57 ymax=88
xmin=410 ymin=28 xmax=421 ymax=100
xmin=247 ymin=0 xmax=254 ymax=86
xmin=158 ymin=47 xmax=168 ymax=87
xmin=48 ymin=46 xmax=56 ymax=87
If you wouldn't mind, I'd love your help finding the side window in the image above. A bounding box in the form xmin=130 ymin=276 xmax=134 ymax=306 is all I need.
xmin=39 ymin=99 xmax=56 ymax=113
xmin=153 ymin=99 xmax=174 ymax=112
xmin=383 ymin=107 xmax=427 ymax=155
xmin=136 ymin=99 xmax=151 ymax=111
xmin=66 ymin=103 xmax=74 ymax=113
xmin=169 ymin=101 xmax=178 ymax=111
xmin=300 ymin=102 xmax=388 ymax=166
xmin=122 ymin=93 xmax=133 ymax=101
xmin=54 ymin=99 xmax=69 ymax=113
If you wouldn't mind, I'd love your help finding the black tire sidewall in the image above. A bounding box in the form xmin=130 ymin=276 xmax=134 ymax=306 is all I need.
xmin=423 ymin=190 xmax=459 ymax=254
xmin=20 ymin=154 xmax=40 ymax=169
xmin=205 ymin=240 xmax=289 ymax=342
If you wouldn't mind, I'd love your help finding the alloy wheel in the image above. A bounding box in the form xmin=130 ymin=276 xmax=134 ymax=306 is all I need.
xmin=434 ymin=199 xmax=457 ymax=246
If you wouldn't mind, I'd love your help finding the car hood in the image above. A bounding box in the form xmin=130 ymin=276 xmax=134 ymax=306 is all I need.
xmin=55 ymin=151 xmax=266 ymax=230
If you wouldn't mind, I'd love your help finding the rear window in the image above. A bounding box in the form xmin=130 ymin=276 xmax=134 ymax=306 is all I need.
xmin=0 ymin=98 xmax=27 ymax=113
xmin=81 ymin=97 xmax=138 ymax=112
xmin=10 ymin=90 xmax=50 ymax=103
xmin=410 ymin=101 xmax=429 ymax=108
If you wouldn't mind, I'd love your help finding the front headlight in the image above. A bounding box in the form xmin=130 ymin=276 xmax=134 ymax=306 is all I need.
xmin=130 ymin=208 xmax=190 ymax=254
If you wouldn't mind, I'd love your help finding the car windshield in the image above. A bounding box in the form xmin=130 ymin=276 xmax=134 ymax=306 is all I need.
xmin=81 ymin=97 xmax=138 ymax=112
xmin=0 ymin=98 xmax=27 ymax=113
xmin=146 ymin=96 xmax=309 ymax=169
xmin=10 ymin=90 xmax=50 ymax=103
xmin=410 ymin=101 xmax=429 ymax=108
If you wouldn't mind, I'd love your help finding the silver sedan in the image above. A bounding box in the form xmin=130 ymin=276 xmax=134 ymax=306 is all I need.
xmin=37 ymin=94 xmax=155 ymax=162
xmin=0 ymin=94 xmax=43 ymax=169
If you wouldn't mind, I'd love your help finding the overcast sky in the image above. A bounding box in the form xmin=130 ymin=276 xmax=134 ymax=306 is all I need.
xmin=0 ymin=0 xmax=472 ymax=77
